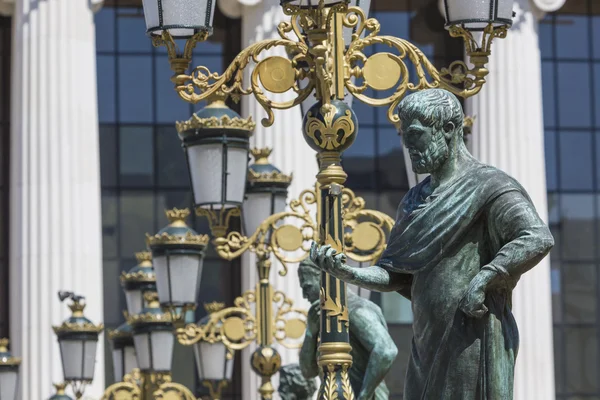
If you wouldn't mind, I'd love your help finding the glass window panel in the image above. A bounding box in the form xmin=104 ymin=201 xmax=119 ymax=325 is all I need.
xmin=556 ymin=16 xmax=589 ymax=59
xmin=561 ymin=194 xmax=595 ymax=261
xmin=97 ymin=55 xmax=116 ymax=123
xmin=565 ymin=328 xmax=598 ymax=393
xmin=379 ymin=129 xmax=409 ymax=190
xmin=119 ymin=126 xmax=154 ymax=187
xmin=100 ymin=126 xmax=117 ymax=188
xmin=102 ymin=192 xmax=118 ymax=259
xmin=197 ymin=258 xmax=233 ymax=306
xmin=155 ymin=57 xmax=192 ymax=123
xmin=557 ymin=62 xmax=591 ymax=128
xmin=95 ymin=8 xmax=115 ymax=52
xmin=377 ymin=11 xmax=410 ymax=39
xmin=382 ymin=291 xmax=412 ymax=324
xmin=117 ymin=10 xmax=153 ymax=53
xmin=554 ymin=328 xmax=564 ymax=394
xmin=563 ymin=263 xmax=596 ymax=323
xmin=191 ymin=39 xmax=224 ymax=56
xmin=119 ymin=192 xmax=155 ymax=256
xmin=102 ymin=260 xmax=126 ymax=326
xmin=593 ymin=17 xmax=600 ymax=59
xmin=343 ymin=126 xmax=376 ymax=190
xmin=545 ymin=130 xmax=558 ymax=191
xmin=352 ymin=88 xmax=376 ymax=125
xmin=157 ymin=126 xmax=190 ymax=187
xmin=118 ymin=56 xmax=153 ymax=123
xmin=594 ymin=63 xmax=600 ymax=128
xmin=386 ymin=325 xmax=413 ymax=398
xmin=542 ymin=61 xmax=556 ymax=128
xmin=559 ymin=131 xmax=593 ymax=191
xmin=539 ymin=18 xmax=553 ymax=59
xmin=551 ymin=260 xmax=561 ymax=323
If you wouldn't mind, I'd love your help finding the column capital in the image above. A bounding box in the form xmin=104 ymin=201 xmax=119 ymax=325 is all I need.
xmin=0 ymin=0 xmax=13 ymax=17
xmin=529 ymin=0 xmax=566 ymax=13
xmin=219 ymin=0 xmax=264 ymax=19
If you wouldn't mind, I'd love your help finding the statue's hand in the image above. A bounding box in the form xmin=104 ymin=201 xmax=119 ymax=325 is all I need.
xmin=459 ymin=271 xmax=494 ymax=318
xmin=309 ymin=242 xmax=353 ymax=282
xmin=307 ymin=300 xmax=321 ymax=335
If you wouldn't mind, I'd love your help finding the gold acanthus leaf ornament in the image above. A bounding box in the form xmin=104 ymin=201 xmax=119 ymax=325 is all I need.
xmin=320 ymin=288 xmax=349 ymax=332
xmin=175 ymin=113 xmax=256 ymax=134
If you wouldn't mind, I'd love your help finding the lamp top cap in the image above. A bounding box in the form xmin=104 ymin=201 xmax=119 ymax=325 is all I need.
xmin=176 ymin=100 xmax=255 ymax=137
xmin=53 ymin=291 xmax=104 ymax=336
xmin=121 ymin=251 xmax=156 ymax=287
xmin=146 ymin=208 xmax=209 ymax=250
xmin=108 ymin=321 xmax=134 ymax=340
xmin=247 ymin=147 xmax=293 ymax=188
xmin=127 ymin=292 xmax=173 ymax=326
xmin=0 ymin=338 xmax=21 ymax=366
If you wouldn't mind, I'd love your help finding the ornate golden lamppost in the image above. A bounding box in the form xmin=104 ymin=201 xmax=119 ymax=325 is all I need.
xmin=137 ymin=1 xmax=512 ymax=397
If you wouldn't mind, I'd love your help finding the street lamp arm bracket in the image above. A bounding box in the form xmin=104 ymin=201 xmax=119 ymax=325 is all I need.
xmin=101 ymin=369 xmax=143 ymax=399
xmin=273 ymin=290 xmax=308 ymax=349
xmin=154 ymin=382 xmax=197 ymax=399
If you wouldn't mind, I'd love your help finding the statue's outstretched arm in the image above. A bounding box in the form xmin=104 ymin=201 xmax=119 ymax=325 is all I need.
xmin=310 ymin=243 xmax=412 ymax=295
xmin=352 ymin=307 xmax=398 ymax=400
xmin=299 ymin=302 xmax=320 ymax=379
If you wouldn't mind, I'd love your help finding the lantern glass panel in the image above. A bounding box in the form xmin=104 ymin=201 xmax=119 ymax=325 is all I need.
xmin=83 ymin=340 xmax=98 ymax=380
xmin=153 ymin=254 xmax=203 ymax=305
xmin=226 ymin=146 xmax=250 ymax=205
xmin=112 ymin=348 xmax=124 ymax=381
xmin=194 ymin=341 xmax=230 ymax=380
xmin=273 ymin=193 xmax=287 ymax=216
xmin=142 ymin=0 xmax=217 ymax=38
xmin=187 ymin=143 xmax=224 ymax=206
xmin=150 ymin=331 xmax=174 ymax=372
xmin=444 ymin=0 xmax=513 ymax=30
xmin=281 ymin=0 xmax=346 ymax=7
xmin=243 ymin=193 xmax=272 ymax=236
xmin=0 ymin=370 xmax=18 ymax=400
xmin=141 ymin=0 xmax=159 ymax=32
xmin=133 ymin=334 xmax=151 ymax=371
xmin=124 ymin=346 xmax=138 ymax=377
xmin=59 ymin=339 xmax=97 ymax=381
xmin=125 ymin=289 xmax=144 ymax=316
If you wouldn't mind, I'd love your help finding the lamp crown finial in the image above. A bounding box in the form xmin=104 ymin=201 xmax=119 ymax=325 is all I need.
xmin=53 ymin=383 xmax=67 ymax=395
xmin=58 ymin=291 xmax=86 ymax=317
xmin=250 ymin=148 xmax=273 ymax=165
xmin=144 ymin=291 xmax=160 ymax=308
xmin=135 ymin=251 xmax=153 ymax=264
xmin=165 ymin=208 xmax=191 ymax=226
xmin=204 ymin=301 xmax=226 ymax=314
xmin=0 ymin=338 xmax=8 ymax=352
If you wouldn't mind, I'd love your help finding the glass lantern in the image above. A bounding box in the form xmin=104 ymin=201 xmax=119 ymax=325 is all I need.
xmin=442 ymin=0 xmax=514 ymax=30
xmin=244 ymin=148 xmax=292 ymax=236
xmin=146 ymin=208 xmax=209 ymax=312
xmin=108 ymin=322 xmax=138 ymax=381
xmin=120 ymin=251 xmax=157 ymax=317
xmin=52 ymin=292 xmax=103 ymax=390
xmin=0 ymin=339 xmax=20 ymax=400
xmin=176 ymin=100 xmax=255 ymax=211
xmin=141 ymin=0 xmax=217 ymax=38
xmin=128 ymin=292 xmax=174 ymax=373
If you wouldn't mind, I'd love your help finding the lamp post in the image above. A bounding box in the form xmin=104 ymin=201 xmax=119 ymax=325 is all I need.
xmin=141 ymin=0 xmax=512 ymax=397
xmin=53 ymin=292 xmax=103 ymax=400
xmin=0 ymin=338 xmax=20 ymax=400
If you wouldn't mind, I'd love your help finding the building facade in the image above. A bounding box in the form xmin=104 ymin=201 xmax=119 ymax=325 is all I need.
xmin=2 ymin=0 xmax=599 ymax=399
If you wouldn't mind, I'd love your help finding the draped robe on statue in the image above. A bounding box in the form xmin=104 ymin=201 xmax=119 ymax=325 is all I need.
xmin=379 ymin=162 xmax=553 ymax=400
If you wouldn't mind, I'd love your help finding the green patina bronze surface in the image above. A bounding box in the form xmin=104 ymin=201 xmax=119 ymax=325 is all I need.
xmin=310 ymin=88 xmax=554 ymax=399
xmin=278 ymin=363 xmax=317 ymax=400
xmin=298 ymin=259 xmax=397 ymax=400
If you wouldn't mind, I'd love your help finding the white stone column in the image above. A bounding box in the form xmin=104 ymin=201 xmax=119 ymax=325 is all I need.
xmin=219 ymin=0 xmax=317 ymax=398
xmin=6 ymin=0 xmax=105 ymax=398
xmin=466 ymin=0 xmax=563 ymax=399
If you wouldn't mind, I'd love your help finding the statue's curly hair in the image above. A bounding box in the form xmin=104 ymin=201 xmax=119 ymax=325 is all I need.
xmin=397 ymin=88 xmax=464 ymax=135
xmin=278 ymin=364 xmax=317 ymax=400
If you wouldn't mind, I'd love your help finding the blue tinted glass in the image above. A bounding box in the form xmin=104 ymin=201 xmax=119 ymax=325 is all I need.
xmin=557 ymin=62 xmax=591 ymax=128
xmin=539 ymin=18 xmax=553 ymax=59
xmin=119 ymin=126 xmax=154 ymax=187
xmin=556 ymin=16 xmax=589 ymax=59
xmin=155 ymin=56 xmax=193 ymax=123
xmin=120 ymin=192 xmax=155 ymax=255
xmin=157 ymin=126 xmax=190 ymax=187
xmin=118 ymin=56 xmax=153 ymax=122
xmin=595 ymin=63 xmax=600 ymax=127
xmin=353 ymin=88 xmax=375 ymax=125
xmin=117 ymin=9 xmax=152 ymax=53
xmin=559 ymin=131 xmax=593 ymax=191
xmin=97 ymin=55 xmax=116 ymax=123
xmin=343 ymin=126 xmax=376 ymax=190
xmin=379 ymin=128 xmax=408 ymax=189
xmin=542 ymin=61 xmax=556 ymax=128
xmin=192 ymin=39 xmax=224 ymax=55
xmin=544 ymin=130 xmax=558 ymax=191
xmin=100 ymin=125 xmax=117 ymax=188
xmin=592 ymin=16 xmax=600 ymax=59
xmin=376 ymin=11 xmax=410 ymax=39
xmin=95 ymin=8 xmax=115 ymax=52
xmin=560 ymin=194 xmax=595 ymax=261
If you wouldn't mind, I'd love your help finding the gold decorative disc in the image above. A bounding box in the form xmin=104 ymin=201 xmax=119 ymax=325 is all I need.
xmin=363 ymin=53 xmax=402 ymax=91
xmin=351 ymin=222 xmax=381 ymax=252
xmin=222 ymin=317 xmax=246 ymax=342
xmin=284 ymin=318 xmax=307 ymax=339
xmin=274 ymin=225 xmax=304 ymax=252
xmin=257 ymin=56 xmax=296 ymax=94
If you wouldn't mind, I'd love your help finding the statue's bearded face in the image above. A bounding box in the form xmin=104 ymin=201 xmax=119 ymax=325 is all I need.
xmin=298 ymin=267 xmax=320 ymax=303
xmin=401 ymin=118 xmax=449 ymax=174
